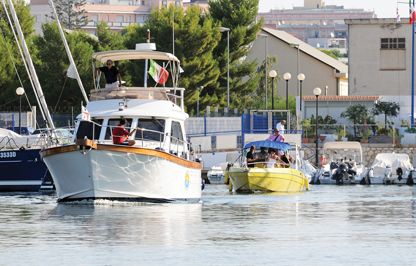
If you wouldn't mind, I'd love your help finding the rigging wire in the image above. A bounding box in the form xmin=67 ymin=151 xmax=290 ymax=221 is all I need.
xmin=52 ymin=77 xmax=68 ymax=114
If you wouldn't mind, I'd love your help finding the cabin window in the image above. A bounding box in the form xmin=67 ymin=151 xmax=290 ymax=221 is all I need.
xmin=135 ymin=118 xmax=165 ymax=142
xmin=105 ymin=118 xmax=133 ymax=140
xmin=170 ymin=121 xmax=184 ymax=145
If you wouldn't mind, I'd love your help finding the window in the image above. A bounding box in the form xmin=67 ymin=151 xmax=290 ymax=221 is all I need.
xmin=105 ymin=118 xmax=133 ymax=140
xmin=135 ymin=119 xmax=165 ymax=141
xmin=170 ymin=121 xmax=184 ymax=145
xmin=381 ymin=38 xmax=405 ymax=49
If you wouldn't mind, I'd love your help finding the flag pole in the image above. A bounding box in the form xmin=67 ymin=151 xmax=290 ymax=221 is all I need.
xmin=412 ymin=0 xmax=415 ymax=127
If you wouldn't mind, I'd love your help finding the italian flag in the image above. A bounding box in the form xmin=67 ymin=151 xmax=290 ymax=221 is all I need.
xmin=410 ymin=0 xmax=416 ymax=24
xmin=148 ymin=59 xmax=169 ymax=85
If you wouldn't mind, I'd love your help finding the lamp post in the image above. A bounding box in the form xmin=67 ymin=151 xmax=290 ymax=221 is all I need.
xmin=313 ymin=87 xmax=322 ymax=167
xmin=219 ymin=27 xmax=230 ymax=109
xmin=269 ymin=70 xmax=277 ymax=110
xmin=16 ymin=87 xmax=25 ymax=135
xmin=290 ymin=43 xmax=300 ymax=95
xmin=259 ymin=33 xmax=268 ymax=108
xmin=283 ymin=72 xmax=291 ymax=110
xmin=197 ymin=86 xmax=203 ymax=117
xmin=297 ymin=73 xmax=305 ymax=111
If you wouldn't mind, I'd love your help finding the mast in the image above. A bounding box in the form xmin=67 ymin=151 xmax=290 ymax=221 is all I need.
xmin=5 ymin=0 xmax=55 ymax=129
xmin=49 ymin=0 xmax=89 ymax=104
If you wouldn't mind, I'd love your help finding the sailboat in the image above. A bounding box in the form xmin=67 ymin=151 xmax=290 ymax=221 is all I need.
xmin=0 ymin=0 xmax=57 ymax=192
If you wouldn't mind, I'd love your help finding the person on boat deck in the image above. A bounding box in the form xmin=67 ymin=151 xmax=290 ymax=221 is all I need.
xmin=268 ymin=129 xmax=285 ymax=142
xmin=246 ymin=145 xmax=257 ymax=168
xmin=267 ymin=149 xmax=278 ymax=168
xmin=275 ymin=120 xmax=286 ymax=134
xmin=112 ymin=119 xmax=137 ymax=146
xmin=97 ymin=59 xmax=122 ymax=89
xmin=258 ymin=147 xmax=269 ymax=163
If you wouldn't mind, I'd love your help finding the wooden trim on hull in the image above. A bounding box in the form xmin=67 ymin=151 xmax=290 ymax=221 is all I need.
xmin=42 ymin=144 xmax=202 ymax=170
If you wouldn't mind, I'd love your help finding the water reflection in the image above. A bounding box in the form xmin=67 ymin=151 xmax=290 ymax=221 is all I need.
xmin=0 ymin=186 xmax=416 ymax=265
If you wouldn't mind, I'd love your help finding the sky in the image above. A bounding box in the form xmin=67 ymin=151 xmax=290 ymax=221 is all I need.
xmin=259 ymin=0 xmax=411 ymax=18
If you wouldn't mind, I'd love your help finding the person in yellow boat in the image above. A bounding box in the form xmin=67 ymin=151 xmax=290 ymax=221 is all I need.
xmin=267 ymin=150 xmax=278 ymax=168
xmin=246 ymin=145 xmax=257 ymax=168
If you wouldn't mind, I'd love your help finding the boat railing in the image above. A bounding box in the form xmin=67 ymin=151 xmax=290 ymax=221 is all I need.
xmin=89 ymin=86 xmax=185 ymax=110
xmin=75 ymin=120 xmax=190 ymax=158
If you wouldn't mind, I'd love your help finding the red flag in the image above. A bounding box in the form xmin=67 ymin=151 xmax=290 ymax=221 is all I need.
xmin=410 ymin=1 xmax=416 ymax=24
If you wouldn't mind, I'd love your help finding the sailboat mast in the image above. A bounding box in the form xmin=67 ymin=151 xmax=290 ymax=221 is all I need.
xmin=49 ymin=0 xmax=89 ymax=104
xmin=5 ymin=0 xmax=55 ymax=129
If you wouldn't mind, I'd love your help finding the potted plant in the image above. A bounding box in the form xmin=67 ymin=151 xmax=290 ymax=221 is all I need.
xmin=336 ymin=127 xmax=347 ymax=141
xmin=361 ymin=129 xmax=371 ymax=143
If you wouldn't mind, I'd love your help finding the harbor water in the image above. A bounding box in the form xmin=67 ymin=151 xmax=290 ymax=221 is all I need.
xmin=1 ymin=185 xmax=416 ymax=266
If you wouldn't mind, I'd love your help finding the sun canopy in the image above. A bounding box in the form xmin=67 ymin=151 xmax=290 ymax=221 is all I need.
xmin=244 ymin=140 xmax=291 ymax=151
xmin=323 ymin=141 xmax=362 ymax=151
xmin=93 ymin=50 xmax=180 ymax=63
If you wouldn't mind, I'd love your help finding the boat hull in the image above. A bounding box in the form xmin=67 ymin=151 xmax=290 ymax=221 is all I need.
xmin=228 ymin=167 xmax=309 ymax=193
xmin=0 ymin=149 xmax=52 ymax=192
xmin=42 ymin=144 xmax=202 ymax=202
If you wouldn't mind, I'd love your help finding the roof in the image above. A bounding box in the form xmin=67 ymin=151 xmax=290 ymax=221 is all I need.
xmin=93 ymin=50 xmax=180 ymax=63
xmin=345 ymin=18 xmax=410 ymax=25
xmin=261 ymin=27 xmax=348 ymax=75
xmin=302 ymin=95 xmax=380 ymax=102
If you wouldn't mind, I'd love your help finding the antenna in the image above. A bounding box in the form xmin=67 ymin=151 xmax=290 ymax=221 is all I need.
xmin=147 ymin=29 xmax=150 ymax=43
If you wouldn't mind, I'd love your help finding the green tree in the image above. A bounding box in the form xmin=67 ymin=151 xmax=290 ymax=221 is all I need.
xmin=33 ymin=23 xmax=96 ymax=110
xmin=53 ymin=0 xmax=87 ymax=29
xmin=341 ymin=104 xmax=372 ymax=137
xmin=96 ymin=22 xmax=125 ymax=51
xmin=0 ymin=0 xmax=36 ymax=109
xmin=319 ymin=49 xmax=343 ymax=59
xmin=209 ymin=0 xmax=263 ymax=109
xmin=372 ymin=101 xmax=400 ymax=130
xmin=123 ymin=5 xmax=220 ymax=113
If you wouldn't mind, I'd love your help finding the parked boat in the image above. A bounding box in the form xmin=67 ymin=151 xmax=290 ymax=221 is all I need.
xmin=0 ymin=128 xmax=53 ymax=192
xmin=226 ymin=140 xmax=309 ymax=193
xmin=42 ymin=48 xmax=203 ymax=202
xmin=207 ymin=166 xmax=225 ymax=184
xmin=311 ymin=141 xmax=366 ymax=185
xmin=363 ymin=153 xmax=415 ymax=185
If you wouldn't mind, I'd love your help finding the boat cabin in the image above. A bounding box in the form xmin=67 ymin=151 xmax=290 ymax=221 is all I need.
xmin=73 ymin=48 xmax=190 ymax=159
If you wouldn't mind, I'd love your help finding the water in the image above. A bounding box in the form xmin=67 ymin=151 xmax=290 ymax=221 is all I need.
xmin=1 ymin=185 xmax=416 ymax=266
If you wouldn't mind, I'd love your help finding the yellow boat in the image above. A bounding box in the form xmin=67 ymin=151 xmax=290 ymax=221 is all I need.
xmin=227 ymin=140 xmax=310 ymax=193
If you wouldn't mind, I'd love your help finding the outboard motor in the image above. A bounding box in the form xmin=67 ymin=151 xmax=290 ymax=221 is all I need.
xmin=396 ymin=167 xmax=403 ymax=181
xmin=407 ymin=170 xmax=414 ymax=186
xmin=333 ymin=163 xmax=348 ymax=185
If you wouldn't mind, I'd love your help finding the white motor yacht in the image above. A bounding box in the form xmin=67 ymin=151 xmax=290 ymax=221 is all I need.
xmin=42 ymin=48 xmax=202 ymax=202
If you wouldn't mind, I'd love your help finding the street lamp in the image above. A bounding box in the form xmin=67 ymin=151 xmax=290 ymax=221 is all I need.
xmin=16 ymin=87 xmax=25 ymax=135
xmin=269 ymin=70 xmax=277 ymax=110
xmin=283 ymin=72 xmax=291 ymax=110
xmin=313 ymin=87 xmax=322 ymax=167
xmin=290 ymin=43 xmax=300 ymax=95
xmin=259 ymin=33 xmax=268 ymax=109
xmin=219 ymin=27 xmax=230 ymax=109
xmin=297 ymin=73 xmax=305 ymax=111
xmin=197 ymin=86 xmax=203 ymax=117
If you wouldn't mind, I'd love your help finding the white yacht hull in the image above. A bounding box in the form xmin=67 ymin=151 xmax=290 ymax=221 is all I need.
xmin=42 ymin=145 xmax=202 ymax=202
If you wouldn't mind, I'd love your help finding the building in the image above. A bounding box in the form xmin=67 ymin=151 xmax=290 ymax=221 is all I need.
xmin=257 ymin=0 xmax=375 ymax=56
xmin=247 ymin=27 xmax=348 ymax=100
xmin=30 ymin=0 xmax=183 ymax=34
xmin=346 ymin=18 xmax=414 ymax=125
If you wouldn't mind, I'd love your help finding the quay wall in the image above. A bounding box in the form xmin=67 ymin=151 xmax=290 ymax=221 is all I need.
xmin=303 ymin=143 xmax=416 ymax=167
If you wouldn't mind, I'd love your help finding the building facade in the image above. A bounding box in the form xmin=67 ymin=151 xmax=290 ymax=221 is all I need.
xmin=346 ymin=18 xmax=415 ymax=126
xmin=257 ymin=0 xmax=375 ymax=55
xmin=30 ymin=0 xmax=183 ymax=34
xmin=247 ymin=28 xmax=348 ymax=99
